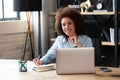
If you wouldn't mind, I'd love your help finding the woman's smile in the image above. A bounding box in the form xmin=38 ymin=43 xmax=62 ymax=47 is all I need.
xmin=61 ymin=17 xmax=76 ymax=37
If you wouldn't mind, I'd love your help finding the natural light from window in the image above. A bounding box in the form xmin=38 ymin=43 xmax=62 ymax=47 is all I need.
xmin=4 ymin=0 xmax=17 ymax=18
xmin=0 ymin=0 xmax=18 ymax=20
xmin=0 ymin=0 xmax=3 ymax=18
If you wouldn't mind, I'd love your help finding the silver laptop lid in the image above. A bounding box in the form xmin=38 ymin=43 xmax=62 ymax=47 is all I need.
xmin=56 ymin=47 xmax=95 ymax=74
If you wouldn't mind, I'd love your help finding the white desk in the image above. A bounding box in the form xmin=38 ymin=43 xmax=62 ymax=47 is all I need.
xmin=0 ymin=59 xmax=120 ymax=80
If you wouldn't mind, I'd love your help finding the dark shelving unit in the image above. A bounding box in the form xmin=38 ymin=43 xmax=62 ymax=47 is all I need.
xmin=114 ymin=0 xmax=119 ymax=67
xmin=52 ymin=0 xmax=120 ymax=67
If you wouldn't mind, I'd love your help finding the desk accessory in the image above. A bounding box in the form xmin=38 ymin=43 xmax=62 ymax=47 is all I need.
xmin=100 ymin=67 xmax=112 ymax=72
xmin=19 ymin=60 xmax=27 ymax=72
xmin=96 ymin=0 xmax=104 ymax=10
xmin=80 ymin=0 xmax=93 ymax=12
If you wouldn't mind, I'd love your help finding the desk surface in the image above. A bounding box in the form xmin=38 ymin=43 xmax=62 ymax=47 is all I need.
xmin=0 ymin=59 xmax=120 ymax=80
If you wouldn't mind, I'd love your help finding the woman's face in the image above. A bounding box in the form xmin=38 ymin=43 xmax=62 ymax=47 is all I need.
xmin=61 ymin=17 xmax=76 ymax=37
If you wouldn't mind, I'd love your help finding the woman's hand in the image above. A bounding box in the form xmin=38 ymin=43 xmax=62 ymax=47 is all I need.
xmin=33 ymin=58 xmax=43 ymax=66
xmin=74 ymin=36 xmax=82 ymax=48
xmin=69 ymin=36 xmax=82 ymax=48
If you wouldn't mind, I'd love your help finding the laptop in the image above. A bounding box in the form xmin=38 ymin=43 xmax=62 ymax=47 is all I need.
xmin=56 ymin=47 xmax=95 ymax=74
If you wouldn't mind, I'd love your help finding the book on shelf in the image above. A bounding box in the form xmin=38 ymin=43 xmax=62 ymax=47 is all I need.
xmin=93 ymin=10 xmax=108 ymax=12
xmin=68 ymin=5 xmax=79 ymax=9
xmin=110 ymin=28 xmax=120 ymax=43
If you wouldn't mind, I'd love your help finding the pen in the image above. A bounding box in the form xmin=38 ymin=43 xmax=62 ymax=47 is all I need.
xmin=38 ymin=54 xmax=42 ymax=59
xmin=32 ymin=67 xmax=40 ymax=72
xmin=33 ymin=54 xmax=42 ymax=65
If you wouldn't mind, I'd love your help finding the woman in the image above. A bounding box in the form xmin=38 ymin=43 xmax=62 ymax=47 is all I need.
xmin=33 ymin=7 xmax=93 ymax=65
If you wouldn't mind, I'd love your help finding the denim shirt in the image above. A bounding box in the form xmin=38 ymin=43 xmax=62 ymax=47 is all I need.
xmin=41 ymin=35 xmax=93 ymax=64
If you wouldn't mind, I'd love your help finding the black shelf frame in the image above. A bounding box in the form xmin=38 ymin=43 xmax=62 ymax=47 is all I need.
xmin=114 ymin=0 xmax=119 ymax=67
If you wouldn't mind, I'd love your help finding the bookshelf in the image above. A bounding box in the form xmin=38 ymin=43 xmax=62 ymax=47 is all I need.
xmin=49 ymin=0 xmax=120 ymax=67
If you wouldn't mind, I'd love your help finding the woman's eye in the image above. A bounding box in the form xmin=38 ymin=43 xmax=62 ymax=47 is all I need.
xmin=62 ymin=22 xmax=72 ymax=27
xmin=68 ymin=22 xmax=72 ymax=25
xmin=62 ymin=23 xmax=65 ymax=27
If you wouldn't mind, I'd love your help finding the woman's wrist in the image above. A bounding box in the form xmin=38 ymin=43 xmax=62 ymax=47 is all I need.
xmin=39 ymin=59 xmax=43 ymax=65
xmin=76 ymin=41 xmax=82 ymax=48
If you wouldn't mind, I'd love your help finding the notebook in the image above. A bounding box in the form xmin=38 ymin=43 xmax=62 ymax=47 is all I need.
xmin=56 ymin=47 xmax=95 ymax=74
xmin=33 ymin=64 xmax=55 ymax=72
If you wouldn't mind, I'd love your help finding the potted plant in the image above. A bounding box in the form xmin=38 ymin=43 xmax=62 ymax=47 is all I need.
xmin=51 ymin=21 xmax=57 ymax=37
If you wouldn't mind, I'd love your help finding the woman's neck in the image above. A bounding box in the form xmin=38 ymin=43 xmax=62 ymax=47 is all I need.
xmin=68 ymin=34 xmax=77 ymax=39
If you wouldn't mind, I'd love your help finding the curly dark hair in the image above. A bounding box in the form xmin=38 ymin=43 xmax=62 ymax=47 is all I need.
xmin=55 ymin=7 xmax=85 ymax=37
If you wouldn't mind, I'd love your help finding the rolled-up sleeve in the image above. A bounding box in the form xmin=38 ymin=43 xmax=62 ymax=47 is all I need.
xmin=40 ymin=36 xmax=60 ymax=64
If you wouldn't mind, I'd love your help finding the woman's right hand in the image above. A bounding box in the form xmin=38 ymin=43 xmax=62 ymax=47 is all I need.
xmin=33 ymin=58 xmax=43 ymax=66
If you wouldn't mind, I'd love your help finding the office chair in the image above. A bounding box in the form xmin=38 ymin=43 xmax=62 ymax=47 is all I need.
xmin=85 ymin=20 xmax=101 ymax=66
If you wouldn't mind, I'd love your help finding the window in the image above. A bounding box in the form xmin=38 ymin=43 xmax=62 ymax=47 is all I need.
xmin=0 ymin=0 xmax=20 ymax=20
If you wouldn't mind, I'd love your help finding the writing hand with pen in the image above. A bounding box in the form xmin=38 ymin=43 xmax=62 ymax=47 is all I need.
xmin=33 ymin=58 xmax=43 ymax=66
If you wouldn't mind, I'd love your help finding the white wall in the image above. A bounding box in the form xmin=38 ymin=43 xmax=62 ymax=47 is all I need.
xmin=0 ymin=20 xmax=27 ymax=34
xmin=0 ymin=12 xmax=32 ymax=34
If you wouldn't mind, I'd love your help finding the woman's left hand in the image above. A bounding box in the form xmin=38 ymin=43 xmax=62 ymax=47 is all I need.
xmin=69 ymin=36 xmax=82 ymax=48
